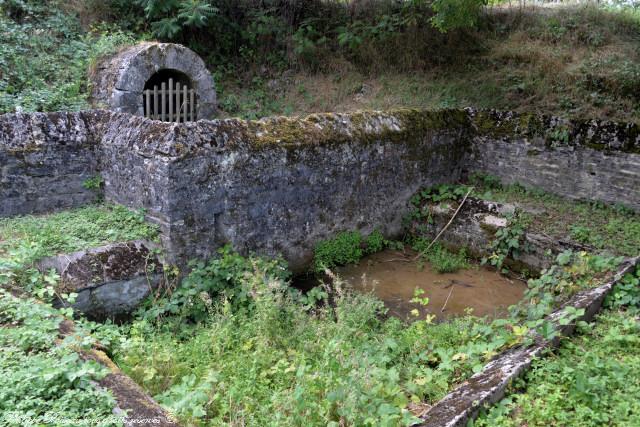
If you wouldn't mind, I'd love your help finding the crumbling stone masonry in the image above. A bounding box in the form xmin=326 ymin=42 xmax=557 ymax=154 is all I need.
xmin=90 ymin=42 xmax=217 ymax=120
xmin=1 ymin=108 xmax=639 ymax=271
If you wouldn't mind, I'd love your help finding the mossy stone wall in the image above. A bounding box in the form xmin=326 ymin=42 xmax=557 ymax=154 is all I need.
xmin=2 ymin=108 xmax=640 ymax=269
xmin=0 ymin=111 xmax=102 ymax=216
xmin=99 ymin=109 xmax=470 ymax=270
xmin=467 ymin=108 xmax=640 ymax=210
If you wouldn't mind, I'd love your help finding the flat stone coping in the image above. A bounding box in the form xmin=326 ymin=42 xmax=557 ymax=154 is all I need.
xmin=58 ymin=320 xmax=179 ymax=426
xmin=417 ymin=256 xmax=640 ymax=427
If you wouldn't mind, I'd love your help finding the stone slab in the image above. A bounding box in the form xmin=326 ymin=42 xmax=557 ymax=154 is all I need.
xmin=417 ymin=256 xmax=639 ymax=427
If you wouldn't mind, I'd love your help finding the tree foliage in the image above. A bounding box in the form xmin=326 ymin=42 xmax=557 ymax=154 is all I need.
xmin=134 ymin=0 xmax=218 ymax=38
xmin=431 ymin=0 xmax=487 ymax=32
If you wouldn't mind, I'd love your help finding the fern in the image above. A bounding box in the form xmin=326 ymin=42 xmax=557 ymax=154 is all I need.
xmin=136 ymin=0 xmax=217 ymax=38
xmin=178 ymin=0 xmax=218 ymax=27
xmin=151 ymin=17 xmax=180 ymax=38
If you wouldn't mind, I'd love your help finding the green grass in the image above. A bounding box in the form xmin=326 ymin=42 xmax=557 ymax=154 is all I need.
xmin=109 ymin=247 xmax=622 ymax=426
xmin=0 ymin=289 xmax=119 ymax=426
xmin=0 ymin=204 xmax=158 ymax=264
xmin=117 ymin=288 xmax=501 ymax=426
xmin=410 ymin=239 xmax=471 ymax=274
xmin=470 ymin=179 xmax=640 ymax=257
xmin=474 ymin=269 xmax=640 ymax=427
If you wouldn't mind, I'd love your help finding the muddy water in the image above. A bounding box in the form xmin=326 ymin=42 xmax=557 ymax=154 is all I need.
xmin=335 ymin=249 xmax=527 ymax=320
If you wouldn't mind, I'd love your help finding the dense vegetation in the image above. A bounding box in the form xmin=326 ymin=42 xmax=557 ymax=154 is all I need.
xmin=0 ymin=1 xmax=135 ymax=112
xmin=0 ymin=289 xmax=119 ymax=426
xmin=112 ymin=247 xmax=619 ymax=426
xmin=1 ymin=1 xmax=639 ymax=122
xmin=0 ymin=204 xmax=158 ymax=262
xmin=0 ymin=204 xmax=158 ymax=426
xmin=0 ymin=183 xmax=636 ymax=425
xmin=475 ymin=267 xmax=640 ymax=427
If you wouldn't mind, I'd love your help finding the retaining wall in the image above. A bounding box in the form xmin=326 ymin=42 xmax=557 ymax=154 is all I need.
xmin=2 ymin=108 xmax=639 ymax=270
xmin=0 ymin=111 xmax=104 ymax=216
xmin=466 ymin=109 xmax=640 ymax=210
xmin=100 ymin=110 xmax=470 ymax=271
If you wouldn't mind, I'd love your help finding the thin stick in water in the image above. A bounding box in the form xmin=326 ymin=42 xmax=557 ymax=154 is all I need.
xmin=413 ymin=186 xmax=475 ymax=261
xmin=441 ymin=286 xmax=454 ymax=313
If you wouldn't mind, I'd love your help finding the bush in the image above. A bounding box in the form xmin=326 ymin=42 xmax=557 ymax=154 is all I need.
xmin=0 ymin=1 xmax=137 ymax=113
xmin=313 ymin=231 xmax=363 ymax=272
xmin=431 ymin=0 xmax=486 ymax=32
xmin=365 ymin=229 xmax=386 ymax=254
xmin=142 ymin=245 xmax=290 ymax=321
xmin=313 ymin=230 xmax=389 ymax=272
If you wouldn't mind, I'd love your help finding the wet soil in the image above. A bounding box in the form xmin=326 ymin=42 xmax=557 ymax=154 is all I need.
xmin=298 ymin=249 xmax=528 ymax=321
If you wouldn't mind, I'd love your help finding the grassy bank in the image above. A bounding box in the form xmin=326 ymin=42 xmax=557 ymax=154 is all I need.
xmin=0 ymin=204 xmax=158 ymax=262
xmin=468 ymin=175 xmax=640 ymax=257
xmin=215 ymin=4 xmax=640 ymax=122
xmin=2 ymin=2 xmax=639 ymax=124
xmin=475 ymin=267 xmax=640 ymax=427
xmin=0 ymin=203 xmax=158 ymax=311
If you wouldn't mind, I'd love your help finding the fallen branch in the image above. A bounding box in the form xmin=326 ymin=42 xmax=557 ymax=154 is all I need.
xmin=443 ymin=279 xmax=474 ymax=289
xmin=383 ymin=257 xmax=412 ymax=263
xmin=441 ymin=286 xmax=454 ymax=313
xmin=413 ymin=186 xmax=475 ymax=261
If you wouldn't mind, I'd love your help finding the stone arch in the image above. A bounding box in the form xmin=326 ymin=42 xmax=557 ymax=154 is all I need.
xmin=90 ymin=42 xmax=216 ymax=120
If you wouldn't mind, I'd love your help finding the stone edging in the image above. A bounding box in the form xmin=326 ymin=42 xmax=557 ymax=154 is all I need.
xmin=417 ymin=256 xmax=640 ymax=427
xmin=58 ymin=320 xmax=179 ymax=427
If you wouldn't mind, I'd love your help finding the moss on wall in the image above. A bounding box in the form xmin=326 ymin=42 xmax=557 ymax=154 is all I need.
xmin=469 ymin=108 xmax=640 ymax=153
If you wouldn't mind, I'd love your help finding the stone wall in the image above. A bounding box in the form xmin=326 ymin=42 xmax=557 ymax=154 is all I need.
xmin=0 ymin=111 xmax=103 ymax=216
xmin=90 ymin=42 xmax=217 ymax=119
xmin=2 ymin=107 xmax=640 ymax=270
xmin=410 ymin=197 xmax=588 ymax=273
xmin=466 ymin=109 xmax=640 ymax=210
xmin=101 ymin=110 xmax=471 ymax=271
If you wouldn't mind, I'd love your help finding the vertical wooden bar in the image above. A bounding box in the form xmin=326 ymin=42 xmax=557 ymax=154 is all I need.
xmin=183 ymin=85 xmax=188 ymax=122
xmin=144 ymin=89 xmax=150 ymax=118
xmin=168 ymin=78 xmax=173 ymax=123
xmin=175 ymin=82 xmax=181 ymax=123
xmin=161 ymin=82 xmax=166 ymax=121
xmin=190 ymin=89 xmax=195 ymax=121
xmin=153 ymin=85 xmax=158 ymax=120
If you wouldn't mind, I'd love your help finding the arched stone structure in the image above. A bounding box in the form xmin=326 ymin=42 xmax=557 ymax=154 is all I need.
xmin=90 ymin=42 xmax=216 ymax=120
